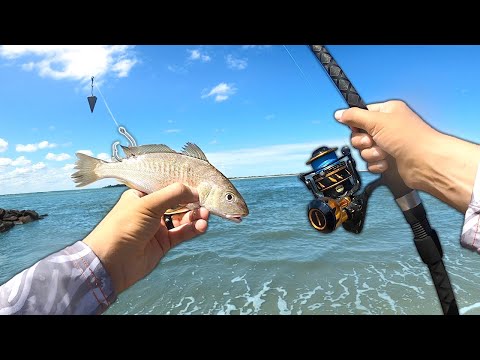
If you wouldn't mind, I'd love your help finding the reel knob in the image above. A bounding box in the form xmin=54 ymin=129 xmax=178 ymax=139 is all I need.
xmin=307 ymin=199 xmax=337 ymax=233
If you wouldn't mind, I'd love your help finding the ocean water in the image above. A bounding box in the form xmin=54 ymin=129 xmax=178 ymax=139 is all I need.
xmin=1 ymin=173 xmax=480 ymax=315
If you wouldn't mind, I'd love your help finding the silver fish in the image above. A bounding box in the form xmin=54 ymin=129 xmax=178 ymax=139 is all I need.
xmin=71 ymin=143 xmax=249 ymax=223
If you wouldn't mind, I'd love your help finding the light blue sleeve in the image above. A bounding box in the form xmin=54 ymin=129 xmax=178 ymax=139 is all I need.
xmin=461 ymin=162 xmax=480 ymax=253
xmin=0 ymin=241 xmax=117 ymax=315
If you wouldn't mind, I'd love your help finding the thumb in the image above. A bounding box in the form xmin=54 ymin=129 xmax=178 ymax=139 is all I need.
xmin=334 ymin=107 xmax=382 ymax=134
xmin=141 ymin=183 xmax=199 ymax=218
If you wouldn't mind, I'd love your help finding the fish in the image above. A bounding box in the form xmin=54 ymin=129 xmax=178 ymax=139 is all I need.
xmin=71 ymin=142 xmax=249 ymax=223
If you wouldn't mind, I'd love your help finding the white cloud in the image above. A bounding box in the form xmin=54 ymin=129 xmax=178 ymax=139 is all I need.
xmin=242 ymin=45 xmax=272 ymax=50
xmin=62 ymin=163 xmax=75 ymax=171
xmin=38 ymin=141 xmax=56 ymax=149
xmin=16 ymin=144 xmax=37 ymax=152
xmin=5 ymin=161 xmax=46 ymax=177
xmin=0 ymin=45 xmax=137 ymax=82
xmin=226 ymin=54 xmax=248 ymax=70
xmin=11 ymin=156 xmax=31 ymax=166
xmin=46 ymin=152 xmax=71 ymax=161
xmin=0 ymin=156 xmax=32 ymax=167
xmin=0 ymin=158 xmax=12 ymax=166
xmin=0 ymin=138 xmax=8 ymax=152
xmin=265 ymin=114 xmax=276 ymax=120
xmin=188 ymin=49 xmax=211 ymax=62
xmin=49 ymin=125 xmax=56 ymax=131
xmin=167 ymin=65 xmax=188 ymax=74
xmin=164 ymin=129 xmax=181 ymax=133
xmin=76 ymin=149 xmax=94 ymax=156
xmin=204 ymin=139 xmax=361 ymax=177
xmin=201 ymin=83 xmax=237 ymax=102
xmin=32 ymin=162 xmax=46 ymax=170
xmin=97 ymin=153 xmax=111 ymax=161
xmin=16 ymin=140 xmax=57 ymax=152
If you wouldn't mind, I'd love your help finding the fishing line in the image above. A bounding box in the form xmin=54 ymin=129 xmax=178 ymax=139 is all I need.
xmin=282 ymin=45 xmax=322 ymax=98
xmin=92 ymin=79 xmax=137 ymax=149
xmin=94 ymin=81 xmax=120 ymax=128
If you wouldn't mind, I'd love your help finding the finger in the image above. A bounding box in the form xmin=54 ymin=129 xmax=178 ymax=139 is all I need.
xmin=360 ymin=146 xmax=388 ymax=163
xmin=142 ymin=183 xmax=199 ymax=218
xmin=168 ymin=219 xmax=208 ymax=247
xmin=367 ymin=160 xmax=389 ymax=173
xmin=366 ymin=102 xmax=387 ymax=112
xmin=120 ymin=188 xmax=146 ymax=201
xmin=351 ymin=132 xmax=374 ymax=150
xmin=334 ymin=107 xmax=383 ymax=133
xmin=172 ymin=207 xmax=210 ymax=227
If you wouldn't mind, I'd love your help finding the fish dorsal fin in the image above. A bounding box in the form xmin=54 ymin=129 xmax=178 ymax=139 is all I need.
xmin=181 ymin=142 xmax=209 ymax=162
xmin=121 ymin=144 xmax=177 ymax=157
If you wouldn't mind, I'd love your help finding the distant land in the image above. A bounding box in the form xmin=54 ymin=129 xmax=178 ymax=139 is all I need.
xmin=230 ymin=174 xmax=298 ymax=180
xmin=103 ymin=184 xmax=128 ymax=188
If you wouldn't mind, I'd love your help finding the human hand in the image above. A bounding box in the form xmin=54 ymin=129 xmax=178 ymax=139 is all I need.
xmin=83 ymin=183 xmax=209 ymax=294
xmin=334 ymin=100 xmax=438 ymax=189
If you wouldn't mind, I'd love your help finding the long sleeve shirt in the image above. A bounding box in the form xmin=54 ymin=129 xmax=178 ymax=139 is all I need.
xmin=0 ymin=241 xmax=116 ymax=315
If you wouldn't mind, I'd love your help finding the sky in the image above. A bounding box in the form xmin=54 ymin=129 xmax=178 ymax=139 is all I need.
xmin=0 ymin=45 xmax=480 ymax=195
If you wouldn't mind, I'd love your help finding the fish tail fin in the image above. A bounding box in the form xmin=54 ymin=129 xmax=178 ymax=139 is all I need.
xmin=71 ymin=153 xmax=106 ymax=187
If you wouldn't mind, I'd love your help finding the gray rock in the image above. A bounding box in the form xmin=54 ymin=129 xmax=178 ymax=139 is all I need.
xmin=3 ymin=216 xmax=18 ymax=222
xmin=0 ymin=221 xmax=15 ymax=233
xmin=18 ymin=215 xmax=33 ymax=224
xmin=22 ymin=210 xmax=39 ymax=220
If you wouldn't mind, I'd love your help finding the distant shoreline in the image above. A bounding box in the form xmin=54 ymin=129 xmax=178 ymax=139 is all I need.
xmin=230 ymin=174 xmax=298 ymax=180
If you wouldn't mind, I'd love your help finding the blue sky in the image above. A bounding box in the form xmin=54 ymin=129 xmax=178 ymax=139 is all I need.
xmin=0 ymin=45 xmax=479 ymax=195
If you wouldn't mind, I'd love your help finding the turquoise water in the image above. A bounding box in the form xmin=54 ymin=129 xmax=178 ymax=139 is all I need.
xmin=1 ymin=174 xmax=480 ymax=315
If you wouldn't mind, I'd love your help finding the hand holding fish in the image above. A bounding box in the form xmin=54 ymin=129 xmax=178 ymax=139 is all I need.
xmin=83 ymin=183 xmax=209 ymax=294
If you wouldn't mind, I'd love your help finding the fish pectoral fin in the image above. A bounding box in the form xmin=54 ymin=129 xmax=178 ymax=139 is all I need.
xmin=185 ymin=202 xmax=200 ymax=210
xmin=164 ymin=202 xmax=201 ymax=215
xmin=164 ymin=206 xmax=191 ymax=215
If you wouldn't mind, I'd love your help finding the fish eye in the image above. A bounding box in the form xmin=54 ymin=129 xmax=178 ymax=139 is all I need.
xmin=225 ymin=192 xmax=235 ymax=202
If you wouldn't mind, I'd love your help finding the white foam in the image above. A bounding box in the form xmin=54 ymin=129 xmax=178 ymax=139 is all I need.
xmin=275 ymin=287 xmax=291 ymax=315
xmin=241 ymin=280 xmax=272 ymax=314
xmin=307 ymin=303 xmax=323 ymax=311
xmin=377 ymin=291 xmax=398 ymax=313
xmin=460 ymin=302 xmax=480 ymax=315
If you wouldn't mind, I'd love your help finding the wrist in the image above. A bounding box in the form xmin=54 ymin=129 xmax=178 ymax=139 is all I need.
xmin=83 ymin=235 xmax=125 ymax=294
xmin=411 ymin=131 xmax=480 ymax=212
xmin=402 ymin=128 xmax=441 ymax=191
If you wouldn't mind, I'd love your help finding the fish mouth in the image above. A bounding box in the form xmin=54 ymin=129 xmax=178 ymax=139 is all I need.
xmin=225 ymin=215 xmax=243 ymax=223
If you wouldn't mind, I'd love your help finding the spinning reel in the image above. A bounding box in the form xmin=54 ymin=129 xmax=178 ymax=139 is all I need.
xmin=299 ymin=145 xmax=382 ymax=234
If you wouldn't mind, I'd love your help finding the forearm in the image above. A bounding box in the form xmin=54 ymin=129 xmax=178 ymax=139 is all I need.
xmin=414 ymin=132 xmax=480 ymax=213
xmin=0 ymin=241 xmax=117 ymax=315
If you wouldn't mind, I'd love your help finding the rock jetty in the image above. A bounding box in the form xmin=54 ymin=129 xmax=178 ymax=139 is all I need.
xmin=0 ymin=209 xmax=47 ymax=233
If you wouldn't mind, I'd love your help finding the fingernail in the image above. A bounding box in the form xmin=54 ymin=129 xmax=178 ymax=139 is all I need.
xmin=334 ymin=109 xmax=345 ymax=121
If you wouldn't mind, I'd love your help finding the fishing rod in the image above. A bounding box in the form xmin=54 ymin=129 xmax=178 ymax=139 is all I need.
xmin=306 ymin=45 xmax=458 ymax=315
